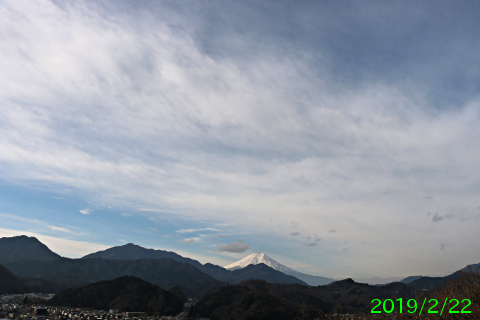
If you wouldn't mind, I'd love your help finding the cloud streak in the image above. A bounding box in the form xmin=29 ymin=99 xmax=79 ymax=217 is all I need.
xmin=179 ymin=237 xmax=201 ymax=244
xmin=48 ymin=225 xmax=73 ymax=234
xmin=176 ymin=228 xmax=221 ymax=234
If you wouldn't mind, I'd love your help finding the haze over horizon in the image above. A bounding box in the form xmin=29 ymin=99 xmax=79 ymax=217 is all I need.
xmin=1 ymin=0 xmax=479 ymax=279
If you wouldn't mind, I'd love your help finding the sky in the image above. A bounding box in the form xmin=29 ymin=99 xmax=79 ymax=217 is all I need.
xmin=1 ymin=0 xmax=480 ymax=280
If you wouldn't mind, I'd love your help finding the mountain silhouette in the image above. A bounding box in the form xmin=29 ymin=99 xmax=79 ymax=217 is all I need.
xmin=49 ymin=275 xmax=184 ymax=315
xmin=0 ymin=235 xmax=61 ymax=264
xmin=83 ymin=244 xmax=306 ymax=285
xmin=225 ymin=252 xmax=333 ymax=285
xmin=6 ymin=257 xmax=225 ymax=297
xmin=0 ymin=263 xmax=29 ymax=294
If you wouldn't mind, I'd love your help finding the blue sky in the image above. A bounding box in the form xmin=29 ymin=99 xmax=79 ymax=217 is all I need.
xmin=1 ymin=0 xmax=480 ymax=279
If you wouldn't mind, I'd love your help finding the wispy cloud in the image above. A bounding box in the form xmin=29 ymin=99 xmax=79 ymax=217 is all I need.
xmin=48 ymin=225 xmax=73 ymax=234
xmin=0 ymin=214 xmax=83 ymax=238
xmin=176 ymin=228 xmax=221 ymax=234
xmin=79 ymin=209 xmax=91 ymax=215
xmin=428 ymin=212 xmax=455 ymax=223
xmin=179 ymin=237 xmax=201 ymax=244
xmin=218 ymin=242 xmax=250 ymax=253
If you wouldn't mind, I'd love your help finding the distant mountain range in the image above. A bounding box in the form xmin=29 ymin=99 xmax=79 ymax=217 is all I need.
xmin=393 ymin=262 xmax=480 ymax=290
xmin=225 ymin=253 xmax=334 ymax=285
xmin=82 ymin=242 xmax=307 ymax=286
xmin=2 ymin=234 xmax=480 ymax=319
xmin=1 ymin=235 xmax=479 ymax=298
xmin=400 ymin=275 xmax=422 ymax=284
xmin=352 ymin=276 xmax=402 ymax=285
xmin=83 ymin=243 xmax=203 ymax=269
xmin=1 ymin=236 xmax=306 ymax=296
xmin=6 ymin=257 xmax=225 ymax=297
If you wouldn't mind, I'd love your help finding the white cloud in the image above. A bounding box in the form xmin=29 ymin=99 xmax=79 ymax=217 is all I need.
xmin=48 ymin=225 xmax=73 ymax=234
xmin=0 ymin=0 xmax=479 ymax=277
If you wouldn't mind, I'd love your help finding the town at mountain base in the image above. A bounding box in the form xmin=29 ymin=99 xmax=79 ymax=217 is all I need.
xmin=1 ymin=235 xmax=480 ymax=319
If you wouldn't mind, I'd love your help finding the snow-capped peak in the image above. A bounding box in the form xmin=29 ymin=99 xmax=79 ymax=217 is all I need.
xmin=224 ymin=252 xmax=294 ymax=273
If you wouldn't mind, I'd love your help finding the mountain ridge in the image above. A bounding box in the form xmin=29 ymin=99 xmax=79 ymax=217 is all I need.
xmin=6 ymin=257 xmax=226 ymax=297
xmin=4 ymin=235 xmax=478 ymax=292
xmin=195 ymin=278 xmax=413 ymax=319
xmin=83 ymin=243 xmax=203 ymax=269
xmin=225 ymin=253 xmax=334 ymax=286
xmin=0 ymin=235 xmax=62 ymax=264
xmin=82 ymin=244 xmax=307 ymax=286
xmin=223 ymin=263 xmax=307 ymax=285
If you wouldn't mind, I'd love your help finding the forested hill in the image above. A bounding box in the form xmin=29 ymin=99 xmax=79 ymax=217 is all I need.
xmin=0 ymin=235 xmax=61 ymax=264
xmin=6 ymin=257 xmax=225 ymax=297
xmin=49 ymin=276 xmax=184 ymax=316
xmin=0 ymin=263 xmax=29 ymax=294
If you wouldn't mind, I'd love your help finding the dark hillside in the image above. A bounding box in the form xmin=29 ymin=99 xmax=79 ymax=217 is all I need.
xmin=6 ymin=257 xmax=225 ymax=297
xmin=407 ymin=271 xmax=463 ymax=290
xmin=0 ymin=264 xmax=29 ymax=294
xmin=196 ymin=278 xmax=413 ymax=319
xmin=49 ymin=276 xmax=184 ymax=315
xmin=0 ymin=235 xmax=61 ymax=264
xmin=82 ymin=243 xmax=306 ymax=285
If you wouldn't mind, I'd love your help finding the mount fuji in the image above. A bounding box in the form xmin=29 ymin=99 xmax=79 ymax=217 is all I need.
xmin=225 ymin=253 xmax=334 ymax=286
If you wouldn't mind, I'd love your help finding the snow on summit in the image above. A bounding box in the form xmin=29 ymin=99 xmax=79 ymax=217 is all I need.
xmin=224 ymin=253 xmax=294 ymax=273
xmin=225 ymin=253 xmax=335 ymax=286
